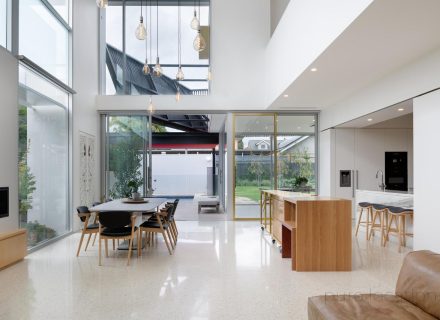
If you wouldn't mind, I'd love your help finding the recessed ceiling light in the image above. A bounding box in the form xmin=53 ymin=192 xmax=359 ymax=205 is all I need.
xmin=398 ymin=108 xmax=404 ymax=111
xmin=310 ymin=67 xmax=318 ymax=72
xmin=283 ymin=94 xmax=289 ymax=98
xmin=367 ymin=118 xmax=373 ymax=122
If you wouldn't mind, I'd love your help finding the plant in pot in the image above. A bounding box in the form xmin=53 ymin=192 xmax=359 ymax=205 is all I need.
xmin=127 ymin=180 xmax=141 ymax=200
xmin=293 ymin=176 xmax=308 ymax=190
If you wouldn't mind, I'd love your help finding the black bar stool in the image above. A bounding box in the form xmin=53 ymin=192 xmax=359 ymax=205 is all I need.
xmin=355 ymin=202 xmax=373 ymax=239
xmin=384 ymin=206 xmax=414 ymax=252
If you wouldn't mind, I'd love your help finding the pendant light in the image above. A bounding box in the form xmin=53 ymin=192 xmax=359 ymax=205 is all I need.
xmin=193 ymin=0 xmax=206 ymax=52
xmin=176 ymin=0 xmax=184 ymax=81
xmin=142 ymin=0 xmax=151 ymax=74
xmin=153 ymin=0 xmax=162 ymax=77
xmin=190 ymin=0 xmax=199 ymax=30
xmin=135 ymin=0 xmax=147 ymax=40
xmin=207 ymin=67 xmax=212 ymax=81
xmin=96 ymin=0 xmax=108 ymax=9
xmin=175 ymin=86 xmax=181 ymax=102
xmin=148 ymin=96 xmax=154 ymax=114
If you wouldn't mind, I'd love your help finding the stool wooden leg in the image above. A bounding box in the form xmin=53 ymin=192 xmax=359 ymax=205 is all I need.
xmin=368 ymin=211 xmax=377 ymax=240
xmin=398 ymin=215 xmax=403 ymax=253
xmin=355 ymin=208 xmax=364 ymax=237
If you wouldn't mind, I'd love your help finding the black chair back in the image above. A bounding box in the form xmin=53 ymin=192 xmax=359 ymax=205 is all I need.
xmin=77 ymin=206 xmax=90 ymax=222
xmin=92 ymin=202 xmax=102 ymax=207
xmin=99 ymin=211 xmax=132 ymax=229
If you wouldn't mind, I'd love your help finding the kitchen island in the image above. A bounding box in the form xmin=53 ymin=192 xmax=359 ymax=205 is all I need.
xmin=260 ymin=190 xmax=352 ymax=271
xmin=356 ymin=189 xmax=413 ymax=209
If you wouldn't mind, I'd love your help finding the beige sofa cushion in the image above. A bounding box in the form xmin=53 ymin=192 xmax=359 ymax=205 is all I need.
xmin=308 ymin=294 xmax=436 ymax=320
xmin=396 ymin=250 xmax=440 ymax=319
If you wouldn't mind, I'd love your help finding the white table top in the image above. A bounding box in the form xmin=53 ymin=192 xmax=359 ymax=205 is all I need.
xmin=90 ymin=198 xmax=168 ymax=213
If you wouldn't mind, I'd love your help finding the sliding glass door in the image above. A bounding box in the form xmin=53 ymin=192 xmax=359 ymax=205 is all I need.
xmin=103 ymin=115 xmax=151 ymax=199
xmin=234 ymin=114 xmax=276 ymax=219
xmin=233 ymin=113 xmax=318 ymax=220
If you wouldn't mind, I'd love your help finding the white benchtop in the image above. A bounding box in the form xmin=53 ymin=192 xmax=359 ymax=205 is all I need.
xmin=356 ymin=189 xmax=413 ymax=208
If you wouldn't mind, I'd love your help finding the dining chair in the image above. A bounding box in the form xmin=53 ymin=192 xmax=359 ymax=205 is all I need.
xmin=148 ymin=201 xmax=178 ymax=245
xmin=138 ymin=206 xmax=175 ymax=256
xmin=98 ymin=211 xmax=138 ymax=266
xmin=76 ymin=206 xmax=99 ymax=256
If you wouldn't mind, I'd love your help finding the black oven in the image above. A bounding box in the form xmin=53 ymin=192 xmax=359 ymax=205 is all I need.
xmin=0 ymin=187 xmax=9 ymax=218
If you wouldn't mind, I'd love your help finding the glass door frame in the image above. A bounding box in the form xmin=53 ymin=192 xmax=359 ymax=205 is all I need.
xmin=100 ymin=111 xmax=153 ymax=201
xmin=232 ymin=112 xmax=319 ymax=221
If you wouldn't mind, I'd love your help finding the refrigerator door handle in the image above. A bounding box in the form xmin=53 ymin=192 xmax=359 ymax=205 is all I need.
xmin=351 ymin=170 xmax=355 ymax=198
xmin=356 ymin=170 xmax=359 ymax=190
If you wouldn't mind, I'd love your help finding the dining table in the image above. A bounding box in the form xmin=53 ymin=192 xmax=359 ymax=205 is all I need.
xmin=89 ymin=197 xmax=169 ymax=250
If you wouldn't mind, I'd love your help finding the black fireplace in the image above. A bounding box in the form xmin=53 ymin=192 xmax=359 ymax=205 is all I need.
xmin=0 ymin=187 xmax=9 ymax=218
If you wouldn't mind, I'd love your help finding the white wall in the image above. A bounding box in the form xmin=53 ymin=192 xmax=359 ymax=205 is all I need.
xmin=320 ymin=128 xmax=413 ymax=197
xmin=320 ymin=48 xmax=440 ymax=130
xmin=270 ymin=0 xmax=290 ymax=35
xmin=151 ymin=154 xmax=212 ymax=196
xmin=96 ymin=0 xmax=270 ymax=111
xmin=413 ymin=89 xmax=440 ymax=252
xmin=72 ymin=0 xmax=101 ymax=230
xmin=265 ymin=0 xmax=373 ymax=107
xmin=0 ymin=47 xmax=18 ymax=233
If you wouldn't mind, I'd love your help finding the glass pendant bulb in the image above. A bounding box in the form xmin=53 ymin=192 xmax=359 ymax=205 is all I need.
xmin=153 ymin=57 xmax=162 ymax=77
xmin=190 ymin=10 xmax=199 ymax=30
xmin=193 ymin=30 xmax=206 ymax=52
xmin=135 ymin=16 xmax=147 ymax=40
xmin=175 ymin=87 xmax=181 ymax=102
xmin=176 ymin=67 xmax=184 ymax=81
xmin=96 ymin=0 xmax=108 ymax=9
xmin=142 ymin=59 xmax=150 ymax=75
xmin=148 ymin=96 xmax=154 ymax=114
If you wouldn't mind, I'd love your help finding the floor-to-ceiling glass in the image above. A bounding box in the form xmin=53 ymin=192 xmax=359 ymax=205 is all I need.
xmin=234 ymin=114 xmax=275 ymax=219
xmin=233 ymin=113 xmax=318 ymax=220
xmin=103 ymin=115 xmax=150 ymax=199
xmin=276 ymin=115 xmax=317 ymax=193
xmin=18 ymin=65 xmax=70 ymax=248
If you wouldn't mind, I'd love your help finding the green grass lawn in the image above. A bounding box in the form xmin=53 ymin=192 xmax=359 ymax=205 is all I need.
xmin=235 ymin=186 xmax=262 ymax=202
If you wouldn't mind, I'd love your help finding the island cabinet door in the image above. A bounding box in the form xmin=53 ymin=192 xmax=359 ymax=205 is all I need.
xmin=295 ymin=200 xmax=352 ymax=271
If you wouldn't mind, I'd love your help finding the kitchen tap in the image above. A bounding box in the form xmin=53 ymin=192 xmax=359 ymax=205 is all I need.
xmin=376 ymin=170 xmax=386 ymax=191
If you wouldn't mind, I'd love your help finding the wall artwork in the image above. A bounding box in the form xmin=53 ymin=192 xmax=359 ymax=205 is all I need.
xmin=79 ymin=132 xmax=96 ymax=207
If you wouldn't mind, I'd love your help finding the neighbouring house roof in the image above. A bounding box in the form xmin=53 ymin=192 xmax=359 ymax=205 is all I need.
xmin=106 ymin=44 xmax=193 ymax=95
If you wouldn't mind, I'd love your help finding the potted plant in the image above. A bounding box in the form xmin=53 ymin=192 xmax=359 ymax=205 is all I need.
xmin=127 ymin=180 xmax=141 ymax=200
xmin=293 ymin=176 xmax=308 ymax=189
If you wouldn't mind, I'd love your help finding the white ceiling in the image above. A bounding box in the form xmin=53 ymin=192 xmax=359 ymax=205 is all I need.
xmin=337 ymin=100 xmax=413 ymax=128
xmin=269 ymin=0 xmax=440 ymax=110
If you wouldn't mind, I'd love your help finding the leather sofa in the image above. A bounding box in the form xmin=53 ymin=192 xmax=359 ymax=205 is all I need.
xmin=308 ymin=250 xmax=440 ymax=320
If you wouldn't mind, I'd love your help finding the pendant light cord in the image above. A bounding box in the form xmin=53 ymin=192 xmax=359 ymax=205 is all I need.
xmin=178 ymin=0 xmax=181 ymax=67
xmin=140 ymin=0 xmax=143 ymax=18
xmin=156 ymin=0 xmax=159 ymax=59
xmin=149 ymin=0 xmax=152 ymax=63
xmin=198 ymin=0 xmax=201 ymax=26
xmin=145 ymin=0 xmax=148 ymax=60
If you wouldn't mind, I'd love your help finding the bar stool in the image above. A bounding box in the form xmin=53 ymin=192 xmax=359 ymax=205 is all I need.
xmin=368 ymin=204 xmax=388 ymax=246
xmin=384 ymin=206 xmax=414 ymax=252
xmin=355 ymin=202 xmax=373 ymax=239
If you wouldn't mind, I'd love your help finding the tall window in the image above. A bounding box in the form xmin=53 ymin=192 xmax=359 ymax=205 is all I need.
xmin=0 ymin=0 xmax=11 ymax=49
xmin=18 ymin=0 xmax=72 ymax=249
xmin=103 ymin=1 xmax=210 ymax=95
xmin=19 ymin=0 xmax=70 ymax=84
xmin=18 ymin=65 xmax=70 ymax=248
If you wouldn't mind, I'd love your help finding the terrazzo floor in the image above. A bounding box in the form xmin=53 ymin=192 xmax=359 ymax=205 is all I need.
xmin=0 ymin=221 xmax=410 ymax=320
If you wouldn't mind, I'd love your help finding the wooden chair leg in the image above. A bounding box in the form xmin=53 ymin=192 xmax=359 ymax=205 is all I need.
xmin=166 ymin=228 xmax=175 ymax=249
xmin=92 ymin=232 xmax=97 ymax=246
xmin=355 ymin=208 xmax=364 ymax=237
xmin=398 ymin=216 xmax=403 ymax=253
xmin=85 ymin=233 xmax=92 ymax=251
xmin=368 ymin=212 xmax=377 ymax=240
xmin=384 ymin=214 xmax=394 ymax=247
xmin=99 ymin=235 xmax=102 ymax=266
xmin=127 ymin=235 xmax=134 ymax=266
xmin=76 ymin=231 xmax=85 ymax=257
xmin=105 ymin=239 xmax=109 ymax=257
xmin=162 ymin=231 xmax=173 ymax=255
xmin=138 ymin=229 xmax=142 ymax=257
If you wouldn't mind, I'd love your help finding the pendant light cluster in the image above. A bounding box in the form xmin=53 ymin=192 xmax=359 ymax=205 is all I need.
xmin=98 ymin=0 xmax=211 ymax=108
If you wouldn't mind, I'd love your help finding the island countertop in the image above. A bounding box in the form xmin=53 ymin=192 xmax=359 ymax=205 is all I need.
xmin=356 ymin=189 xmax=413 ymax=208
